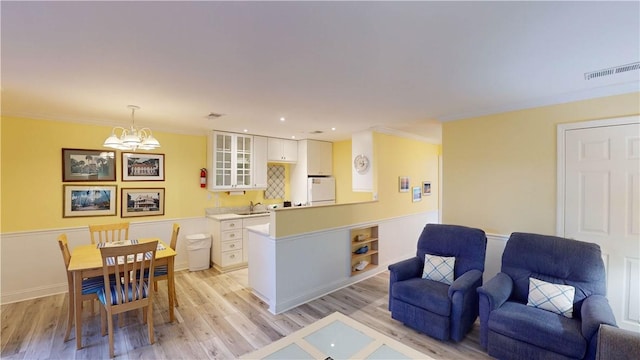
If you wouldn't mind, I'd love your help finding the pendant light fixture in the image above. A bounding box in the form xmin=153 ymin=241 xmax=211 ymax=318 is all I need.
xmin=103 ymin=105 xmax=160 ymax=151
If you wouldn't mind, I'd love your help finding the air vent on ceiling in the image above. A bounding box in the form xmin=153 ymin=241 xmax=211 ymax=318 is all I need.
xmin=309 ymin=130 xmax=324 ymax=134
xmin=584 ymin=62 xmax=640 ymax=80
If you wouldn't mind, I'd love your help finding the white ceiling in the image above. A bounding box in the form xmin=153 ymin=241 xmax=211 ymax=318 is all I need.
xmin=2 ymin=1 xmax=639 ymax=143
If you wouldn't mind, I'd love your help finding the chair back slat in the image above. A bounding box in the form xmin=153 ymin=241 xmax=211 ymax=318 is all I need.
xmin=89 ymin=222 xmax=130 ymax=245
xmin=99 ymin=241 xmax=157 ymax=308
xmin=170 ymin=223 xmax=180 ymax=250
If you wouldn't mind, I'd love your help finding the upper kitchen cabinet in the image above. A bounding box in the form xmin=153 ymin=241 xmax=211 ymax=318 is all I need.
xmin=253 ymin=136 xmax=268 ymax=189
xmin=268 ymin=137 xmax=298 ymax=163
xmin=305 ymin=139 xmax=333 ymax=175
xmin=208 ymin=131 xmax=255 ymax=190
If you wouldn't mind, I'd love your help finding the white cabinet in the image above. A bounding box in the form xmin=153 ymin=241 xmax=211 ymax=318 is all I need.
xmin=242 ymin=216 xmax=270 ymax=262
xmin=208 ymin=131 xmax=254 ymax=190
xmin=209 ymin=215 xmax=270 ymax=272
xmin=253 ymin=136 xmax=268 ymax=189
xmin=306 ymin=140 xmax=332 ymax=176
xmin=268 ymin=137 xmax=298 ymax=163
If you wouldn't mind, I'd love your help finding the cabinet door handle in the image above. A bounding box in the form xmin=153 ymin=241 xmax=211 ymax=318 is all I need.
xmin=230 ymin=244 xmax=235 ymax=248
xmin=230 ymin=254 xmax=235 ymax=259
xmin=229 ymin=224 xmax=235 ymax=228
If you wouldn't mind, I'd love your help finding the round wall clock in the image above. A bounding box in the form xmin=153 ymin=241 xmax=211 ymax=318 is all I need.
xmin=353 ymin=154 xmax=370 ymax=174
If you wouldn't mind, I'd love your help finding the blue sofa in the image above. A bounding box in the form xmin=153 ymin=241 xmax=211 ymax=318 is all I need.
xmin=477 ymin=232 xmax=617 ymax=360
xmin=388 ymin=223 xmax=487 ymax=341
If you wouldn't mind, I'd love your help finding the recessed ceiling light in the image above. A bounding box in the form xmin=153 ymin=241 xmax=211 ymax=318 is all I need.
xmin=280 ymin=117 xmax=286 ymax=122
xmin=291 ymin=135 xmax=296 ymax=139
xmin=331 ymin=127 xmax=336 ymax=131
xmin=243 ymin=129 xmax=248 ymax=133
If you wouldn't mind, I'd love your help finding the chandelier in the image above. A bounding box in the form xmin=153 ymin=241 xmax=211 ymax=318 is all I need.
xmin=103 ymin=105 xmax=160 ymax=151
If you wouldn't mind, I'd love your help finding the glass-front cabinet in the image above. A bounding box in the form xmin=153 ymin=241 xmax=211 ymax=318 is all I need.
xmin=209 ymin=131 xmax=253 ymax=190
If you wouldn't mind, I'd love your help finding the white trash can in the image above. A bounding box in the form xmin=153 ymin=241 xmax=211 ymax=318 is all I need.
xmin=186 ymin=233 xmax=211 ymax=271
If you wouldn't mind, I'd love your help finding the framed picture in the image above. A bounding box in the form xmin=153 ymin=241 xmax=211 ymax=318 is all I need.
xmin=122 ymin=152 xmax=165 ymax=181
xmin=398 ymin=176 xmax=410 ymax=192
xmin=121 ymin=188 xmax=165 ymax=217
xmin=412 ymin=186 xmax=422 ymax=202
xmin=422 ymin=181 xmax=432 ymax=196
xmin=63 ymin=185 xmax=117 ymax=217
xmin=62 ymin=148 xmax=116 ymax=182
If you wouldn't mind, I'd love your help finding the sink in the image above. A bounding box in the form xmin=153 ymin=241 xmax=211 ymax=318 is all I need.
xmin=235 ymin=211 xmax=269 ymax=216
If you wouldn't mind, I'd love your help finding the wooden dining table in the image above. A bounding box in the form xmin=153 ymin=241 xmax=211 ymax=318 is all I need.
xmin=67 ymin=237 xmax=177 ymax=350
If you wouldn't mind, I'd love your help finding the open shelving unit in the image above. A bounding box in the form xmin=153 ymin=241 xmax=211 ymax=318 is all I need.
xmin=350 ymin=225 xmax=379 ymax=276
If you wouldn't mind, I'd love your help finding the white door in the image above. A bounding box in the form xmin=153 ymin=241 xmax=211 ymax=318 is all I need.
xmin=560 ymin=117 xmax=640 ymax=332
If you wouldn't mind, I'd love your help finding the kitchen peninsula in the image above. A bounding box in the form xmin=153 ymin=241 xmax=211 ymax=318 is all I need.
xmin=246 ymin=201 xmax=438 ymax=314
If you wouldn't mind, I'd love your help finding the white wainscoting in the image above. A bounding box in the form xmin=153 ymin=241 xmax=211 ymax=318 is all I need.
xmin=1 ymin=214 xmax=513 ymax=309
xmin=271 ymin=211 xmax=440 ymax=314
xmin=0 ymin=217 xmax=208 ymax=304
xmin=484 ymin=233 xmax=509 ymax=282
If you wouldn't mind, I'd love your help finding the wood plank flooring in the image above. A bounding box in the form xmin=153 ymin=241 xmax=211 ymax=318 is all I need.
xmin=1 ymin=268 xmax=493 ymax=359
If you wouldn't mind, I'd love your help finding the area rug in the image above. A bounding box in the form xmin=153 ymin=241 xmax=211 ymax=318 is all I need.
xmin=241 ymin=312 xmax=430 ymax=359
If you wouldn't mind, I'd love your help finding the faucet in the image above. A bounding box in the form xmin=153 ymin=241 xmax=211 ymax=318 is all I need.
xmin=249 ymin=201 xmax=262 ymax=212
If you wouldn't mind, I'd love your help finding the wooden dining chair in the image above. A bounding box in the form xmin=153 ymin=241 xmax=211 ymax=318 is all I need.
xmin=57 ymin=233 xmax=104 ymax=342
xmin=153 ymin=223 xmax=180 ymax=306
xmin=98 ymin=241 xmax=158 ymax=358
xmin=89 ymin=222 xmax=130 ymax=245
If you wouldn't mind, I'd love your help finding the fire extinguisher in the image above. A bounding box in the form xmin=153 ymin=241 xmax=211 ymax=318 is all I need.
xmin=200 ymin=168 xmax=207 ymax=188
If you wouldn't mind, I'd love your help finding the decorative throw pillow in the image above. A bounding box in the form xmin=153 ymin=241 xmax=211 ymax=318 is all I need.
xmin=422 ymin=254 xmax=455 ymax=285
xmin=527 ymin=277 xmax=575 ymax=318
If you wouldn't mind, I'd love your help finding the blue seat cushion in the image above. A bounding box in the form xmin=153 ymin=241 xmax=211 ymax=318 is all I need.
xmin=81 ymin=276 xmax=105 ymax=295
xmin=97 ymin=282 xmax=150 ymax=306
xmin=391 ymin=278 xmax=451 ymax=316
xmin=153 ymin=265 xmax=168 ymax=277
xmin=488 ymin=301 xmax=586 ymax=359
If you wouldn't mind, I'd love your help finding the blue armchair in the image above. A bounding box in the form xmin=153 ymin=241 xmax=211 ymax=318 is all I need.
xmin=477 ymin=233 xmax=617 ymax=360
xmin=388 ymin=223 xmax=487 ymax=341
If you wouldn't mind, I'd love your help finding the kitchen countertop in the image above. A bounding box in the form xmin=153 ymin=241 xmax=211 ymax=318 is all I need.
xmin=207 ymin=212 xmax=271 ymax=221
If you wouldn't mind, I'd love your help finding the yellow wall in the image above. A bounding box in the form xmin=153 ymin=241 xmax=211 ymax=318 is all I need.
xmin=274 ymin=132 xmax=441 ymax=237
xmin=1 ymin=117 xmax=441 ymax=234
xmin=333 ymin=140 xmax=375 ymax=203
xmin=442 ymin=92 xmax=640 ymax=235
xmin=0 ymin=116 xmax=213 ymax=232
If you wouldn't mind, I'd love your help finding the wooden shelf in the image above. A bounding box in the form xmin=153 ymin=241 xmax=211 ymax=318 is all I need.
xmin=351 ymin=263 xmax=378 ymax=276
xmin=350 ymin=225 xmax=379 ymax=277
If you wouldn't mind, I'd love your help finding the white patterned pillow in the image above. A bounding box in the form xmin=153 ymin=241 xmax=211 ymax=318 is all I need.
xmin=422 ymin=254 xmax=455 ymax=285
xmin=527 ymin=277 xmax=575 ymax=318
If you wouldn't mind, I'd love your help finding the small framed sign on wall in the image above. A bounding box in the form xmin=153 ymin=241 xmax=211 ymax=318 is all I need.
xmin=412 ymin=186 xmax=422 ymax=202
xmin=422 ymin=181 xmax=432 ymax=196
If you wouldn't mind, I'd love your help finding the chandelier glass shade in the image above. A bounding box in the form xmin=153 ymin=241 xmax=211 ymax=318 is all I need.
xmin=103 ymin=105 xmax=160 ymax=151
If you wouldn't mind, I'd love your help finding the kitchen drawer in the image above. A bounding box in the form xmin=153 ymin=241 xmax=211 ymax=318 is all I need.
xmin=221 ymin=229 xmax=242 ymax=241
xmin=221 ymin=239 xmax=242 ymax=252
xmin=220 ymin=249 xmax=242 ymax=266
xmin=221 ymin=220 xmax=242 ymax=231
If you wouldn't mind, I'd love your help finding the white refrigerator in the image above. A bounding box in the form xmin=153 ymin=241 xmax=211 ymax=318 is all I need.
xmin=307 ymin=177 xmax=336 ymax=206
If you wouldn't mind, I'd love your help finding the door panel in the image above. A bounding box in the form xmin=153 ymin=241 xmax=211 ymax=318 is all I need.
xmin=565 ymin=122 xmax=640 ymax=331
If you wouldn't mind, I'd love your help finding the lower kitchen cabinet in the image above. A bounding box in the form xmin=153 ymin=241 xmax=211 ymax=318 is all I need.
xmin=210 ymin=215 xmax=269 ymax=272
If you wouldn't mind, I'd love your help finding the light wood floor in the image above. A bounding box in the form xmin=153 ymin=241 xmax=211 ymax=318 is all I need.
xmin=1 ymin=268 xmax=493 ymax=359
